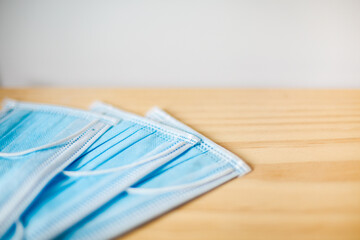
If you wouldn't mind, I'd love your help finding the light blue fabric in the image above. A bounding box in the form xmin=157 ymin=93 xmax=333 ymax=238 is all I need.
xmin=58 ymin=107 xmax=251 ymax=240
xmin=0 ymin=99 xmax=118 ymax=238
xmin=21 ymin=102 xmax=199 ymax=240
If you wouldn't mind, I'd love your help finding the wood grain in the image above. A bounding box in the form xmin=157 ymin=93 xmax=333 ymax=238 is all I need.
xmin=0 ymin=89 xmax=359 ymax=240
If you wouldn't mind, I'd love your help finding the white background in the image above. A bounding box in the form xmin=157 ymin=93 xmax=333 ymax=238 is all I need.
xmin=0 ymin=0 xmax=359 ymax=88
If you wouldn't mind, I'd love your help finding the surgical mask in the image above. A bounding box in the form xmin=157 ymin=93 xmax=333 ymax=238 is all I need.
xmin=0 ymin=99 xmax=118 ymax=238
xmin=58 ymin=107 xmax=251 ymax=240
xmin=21 ymin=102 xmax=199 ymax=240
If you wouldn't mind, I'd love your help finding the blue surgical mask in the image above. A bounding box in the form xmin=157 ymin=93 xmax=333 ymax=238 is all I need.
xmin=58 ymin=107 xmax=251 ymax=240
xmin=21 ymin=102 xmax=199 ymax=240
xmin=0 ymin=99 xmax=118 ymax=238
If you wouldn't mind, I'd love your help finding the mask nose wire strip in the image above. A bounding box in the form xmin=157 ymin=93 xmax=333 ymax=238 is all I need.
xmin=62 ymin=141 xmax=189 ymax=177
xmin=0 ymin=119 xmax=100 ymax=157
xmin=126 ymin=168 xmax=235 ymax=195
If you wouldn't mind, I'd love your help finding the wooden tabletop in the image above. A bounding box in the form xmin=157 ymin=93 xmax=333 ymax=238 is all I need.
xmin=1 ymin=89 xmax=359 ymax=240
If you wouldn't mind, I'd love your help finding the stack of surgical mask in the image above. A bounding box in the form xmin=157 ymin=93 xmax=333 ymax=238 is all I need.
xmin=0 ymin=99 xmax=251 ymax=240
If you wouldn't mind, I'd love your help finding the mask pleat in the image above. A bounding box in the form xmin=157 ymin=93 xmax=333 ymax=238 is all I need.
xmin=0 ymin=109 xmax=32 ymax=138
xmin=68 ymin=123 xmax=143 ymax=170
xmin=133 ymin=149 xmax=208 ymax=187
xmin=81 ymin=122 xmax=137 ymax=155
xmin=0 ymin=112 xmax=76 ymax=153
xmin=71 ymin=125 xmax=149 ymax=171
xmin=93 ymin=130 xmax=156 ymax=170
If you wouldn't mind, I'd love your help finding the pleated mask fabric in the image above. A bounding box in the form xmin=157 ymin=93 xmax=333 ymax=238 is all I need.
xmin=0 ymin=99 xmax=118 ymax=238
xmin=57 ymin=107 xmax=251 ymax=240
xmin=20 ymin=102 xmax=199 ymax=240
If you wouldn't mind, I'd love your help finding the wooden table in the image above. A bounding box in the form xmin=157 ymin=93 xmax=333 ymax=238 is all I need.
xmin=1 ymin=89 xmax=359 ymax=240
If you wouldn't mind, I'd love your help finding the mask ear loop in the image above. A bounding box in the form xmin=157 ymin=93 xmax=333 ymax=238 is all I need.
xmin=62 ymin=141 xmax=189 ymax=177
xmin=0 ymin=119 xmax=99 ymax=158
xmin=126 ymin=168 xmax=235 ymax=195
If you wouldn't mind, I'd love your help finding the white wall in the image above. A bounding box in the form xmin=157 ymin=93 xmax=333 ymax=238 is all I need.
xmin=0 ymin=0 xmax=359 ymax=88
